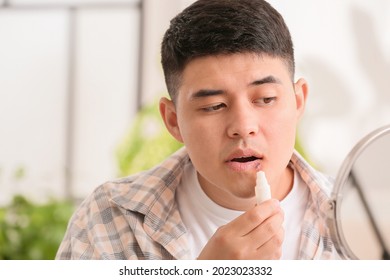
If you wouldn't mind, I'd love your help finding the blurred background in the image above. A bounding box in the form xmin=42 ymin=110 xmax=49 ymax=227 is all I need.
xmin=0 ymin=0 xmax=389 ymax=259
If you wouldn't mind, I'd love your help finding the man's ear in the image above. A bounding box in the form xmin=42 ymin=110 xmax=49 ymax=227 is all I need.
xmin=294 ymin=78 xmax=309 ymax=120
xmin=159 ymin=97 xmax=184 ymax=143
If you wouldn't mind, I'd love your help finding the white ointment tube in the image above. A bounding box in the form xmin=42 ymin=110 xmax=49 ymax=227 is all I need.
xmin=255 ymin=171 xmax=271 ymax=204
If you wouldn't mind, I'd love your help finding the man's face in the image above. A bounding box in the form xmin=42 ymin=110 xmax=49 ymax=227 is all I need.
xmin=160 ymin=53 xmax=307 ymax=210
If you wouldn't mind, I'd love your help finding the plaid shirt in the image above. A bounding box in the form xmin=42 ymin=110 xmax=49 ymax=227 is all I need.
xmin=56 ymin=147 xmax=340 ymax=260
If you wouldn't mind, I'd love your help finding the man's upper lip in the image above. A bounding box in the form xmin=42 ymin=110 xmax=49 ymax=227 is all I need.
xmin=226 ymin=149 xmax=263 ymax=162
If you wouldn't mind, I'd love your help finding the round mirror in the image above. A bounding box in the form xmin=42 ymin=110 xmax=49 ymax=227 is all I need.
xmin=328 ymin=124 xmax=390 ymax=259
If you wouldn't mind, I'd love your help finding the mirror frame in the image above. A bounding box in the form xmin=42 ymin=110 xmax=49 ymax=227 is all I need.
xmin=327 ymin=124 xmax=390 ymax=259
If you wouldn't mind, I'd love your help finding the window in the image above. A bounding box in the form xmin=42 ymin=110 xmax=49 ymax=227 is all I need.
xmin=0 ymin=0 xmax=142 ymax=204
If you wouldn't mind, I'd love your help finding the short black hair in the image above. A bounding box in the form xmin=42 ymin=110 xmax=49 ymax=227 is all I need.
xmin=161 ymin=0 xmax=295 ymax=102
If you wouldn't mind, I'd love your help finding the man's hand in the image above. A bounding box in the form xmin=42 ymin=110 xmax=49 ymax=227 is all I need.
xmin=197 ymin=199 xmax=284 ymax=260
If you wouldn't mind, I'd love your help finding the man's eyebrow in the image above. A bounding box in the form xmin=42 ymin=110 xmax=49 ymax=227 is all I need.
xmin=190 ymin=76 xmax=280 ymax=100
xmin=190 ymin=89 xmax=225 ymax=99
xmin=250 ymin=75 xmax=282 ymax=86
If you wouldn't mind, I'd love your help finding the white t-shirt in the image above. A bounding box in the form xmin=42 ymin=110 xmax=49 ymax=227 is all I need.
xmin=176 ymin=160 xmax=309 ymax=259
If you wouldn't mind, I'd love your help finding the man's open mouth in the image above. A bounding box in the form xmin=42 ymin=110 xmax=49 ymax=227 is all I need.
xmin=225 ymin=149 xmax=263 ymax=171
xmin=231 ymin=156 xmax=260 ymax=163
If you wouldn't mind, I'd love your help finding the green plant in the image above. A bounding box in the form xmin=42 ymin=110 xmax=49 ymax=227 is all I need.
xmin=0 ymin=195 xmax=74 ymax=260
xmin=116 ymin=100 xmax=183 ymax=176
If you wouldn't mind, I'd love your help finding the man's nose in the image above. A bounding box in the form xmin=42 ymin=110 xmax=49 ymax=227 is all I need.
xmin=226 ymin=104 xmax=259 ymax=138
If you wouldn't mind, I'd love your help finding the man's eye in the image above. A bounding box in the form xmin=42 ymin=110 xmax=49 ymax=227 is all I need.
xmin=264 ymin=97 xmax=276 ymax=104
xmin=255 ymin=97 xmax=277 ymax=105
xmin=201 ymin=103 xmax=226 ymax=112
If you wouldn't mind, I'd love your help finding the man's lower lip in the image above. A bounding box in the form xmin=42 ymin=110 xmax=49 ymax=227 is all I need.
xmin=226 ymin=160 xmax=261 ymax=172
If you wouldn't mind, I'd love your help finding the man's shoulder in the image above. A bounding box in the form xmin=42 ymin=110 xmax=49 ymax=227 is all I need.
xmin=291 ymin=150 xmax=334 ymax=196
xmin=88 ymin=147 xmax=190 ymax=210
xmin=108 ymin=146 xmax=189 ymax=190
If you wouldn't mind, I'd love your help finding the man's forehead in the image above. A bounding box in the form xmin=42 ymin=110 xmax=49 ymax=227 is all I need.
xmin=181 ymin=53 xmax=288 ymax=85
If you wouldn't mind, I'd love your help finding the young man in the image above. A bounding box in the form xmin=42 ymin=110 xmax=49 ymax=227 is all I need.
xmin=56 ymin=0 xmax=339 ymax=260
